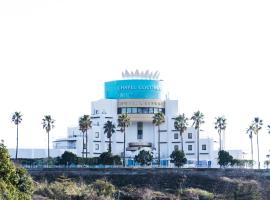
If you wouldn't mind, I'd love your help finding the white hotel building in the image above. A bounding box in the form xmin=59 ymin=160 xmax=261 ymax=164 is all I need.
xmin=52 ymin=70 xmax=217 ymax=167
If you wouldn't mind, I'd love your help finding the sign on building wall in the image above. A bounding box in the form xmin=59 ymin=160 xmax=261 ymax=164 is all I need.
xmin=104 ymin=79 xmax=162 ymax=99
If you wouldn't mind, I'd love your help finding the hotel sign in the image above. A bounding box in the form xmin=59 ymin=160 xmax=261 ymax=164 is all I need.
xmin=118 ymin=100 xmax=164 ymax=107
xmin=105 ymin=79 xmax=162 ymax=99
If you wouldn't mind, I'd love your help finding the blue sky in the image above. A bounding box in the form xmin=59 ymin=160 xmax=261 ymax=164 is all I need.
xmin=0 ymin=0 xmax=270 ymax=161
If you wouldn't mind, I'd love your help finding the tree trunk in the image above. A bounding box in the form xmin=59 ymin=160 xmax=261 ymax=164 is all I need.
xmin=251 ymin=136 xmax=254 ymax=168
xmin=86 ymin=130 xmax=88 ymax=159
xmin=219 ymin=130 xmax=221 ymax=152
xmin=109 ymin=134 xmax=112 ymax=153
xmin=47 ymin=130 xmax=50 ymax=166
xmin=158 ymin=125 xmax=160 ymax=167
xmin=82 ymin=132 xmax=85 ymax=158
xmin=180 ymin=131 xmax=184 ymax=152
xmin=256 ymin=132 xmax=260 ymax=169
xmin=197 ymin=126 xmax=200 ymax=167
xmin=219 ymin=130 xmax=221 ymax=168
xmin=123 ymin=127 xmax=126 ymax=167
xmin=15 ymin=124 xmax=18 ymax=160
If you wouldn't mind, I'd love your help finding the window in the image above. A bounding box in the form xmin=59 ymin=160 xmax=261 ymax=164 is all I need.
xmin=95 ymin=132 xmax=99 ymax=138
xmin=149 ymin=107 xmax=154 ymax=114
xmin=154 ymin=108 xmax=159 ymax=113
xmin=117 ymin=108 xmax=121 ymax=114
xmin=137 ymin=122 xmax=143 ymax=139
xmin=127 ymin=107 xmax=132 ymax=114
xmin=95 ymin=144 xmax=99 ymax=150
xmin=162 ymin=108 xmax=165 ymax=114
xmin=137 ymin=107 xmax=143 ymax=114
xmin=174 ymin=145 xmax=179 ymax=150
xmin=132 ymin=107 xmax=137 ymax=114
xmin=174 ymin=133 xmax=179 ymax=139
xmin=188 ymin=133 xmax=192 ymax=139
xmin=122 ymin=108 xmax=127 ymax=113
xmin=142 ymin=107 xmax=149 ymax=114
xmin=202 ymin=144 xmax=207 ymax=150
xmin=188 ymin=145 xmax=192 ymax=151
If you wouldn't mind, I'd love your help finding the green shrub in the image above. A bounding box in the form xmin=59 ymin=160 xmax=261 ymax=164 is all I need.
xmin=0 ymin=142 xmax=33 ymax=199
xmin=134 ymin=150 xmax=153 ymax=166
xmin=170 ymin=150 xmax=187 ymax=167
xmin=98 ymin=152 xmax=122 ymax=165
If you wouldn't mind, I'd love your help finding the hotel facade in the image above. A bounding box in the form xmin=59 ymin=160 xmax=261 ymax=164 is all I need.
xmin=53 ymin=70 xmax=216 ymax=167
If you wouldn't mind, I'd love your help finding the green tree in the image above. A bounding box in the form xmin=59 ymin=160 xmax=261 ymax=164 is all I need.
xmin=0 ymin=141 xmax=33 ymax=199
xmin=103 ymin=121 xmax=116 ymax=153
xmin=153 ymin=112 xmax=165 ymax=166
xmin=59 ymin=151 xmax=78 ymax=166
xmin=214 ymin=116 xmax=226 ymax=151
xmin=99 ymin=152 xmax=114 ymax=165
xmin=170 ymin=149 xmax=187 ymax=168
xmin=174 ymin=113 xmax=189 ymax=151
xmin=218 ymin=150 xmax=233 ymax=167
xmin=79 ymin=115 xmax=92 ymax=158
xmin=247 ymin=125 xmax=255 ymax=166
xmin=118 ymin=114 xmax=130 ymax=167
xmin=134 ymin=150 xmax=153 ymax=166
xmin=191 ymin=111 xmax=205 ymax=167
xmin=99 ymin=152 xmax=122 ymax=165
xmin=42 ymin=115 xmax=55 ymax=164
xmin=252 ymin=117 xmax=263 ymax=169
xmin=12 ymin=111 xmax=22 ymax=160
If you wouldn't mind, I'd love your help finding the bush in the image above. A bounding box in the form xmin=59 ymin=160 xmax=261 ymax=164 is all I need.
xmin=170 ymin=150 xmax=187 ymax=167
xmin=134 ymin=150 xmax=153 ymax=166
xmin=0 ymin=141 xmax=33 ymax=199
xmin=218 ymin=150 xmax=233 ymax=167
xmin=58 ymin=151 xmax=78 ymax=166
xmin=98 ymin=152 xmax=122 ymax=165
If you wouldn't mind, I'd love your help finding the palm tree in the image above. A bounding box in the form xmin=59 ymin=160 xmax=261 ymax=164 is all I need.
xmin=191 ymin=111 xmax=205 ymax=167
xmin=153 ymin=112 xmax=165 ymax=166
xmin=103 ymin=121 xmax=116 ymax=153
xmin=247 ymin=125 xmax=255 ymax=166
xmin=42 ymin=115 xmax=55 ymax=163
xmin=214 ymin=116 xmax=227 ymax=151
xmin=252 ymin=117 xmax=263 ymax=169
xmin=79 ymin=115 xmax=92 ymax=159
xmin=12 ymin=112 xmax=22 ymax=160
xmin=174 ymin=113 xmax=189 ymax=152
xmin=118 ymin=114 xmax=130 ymax=167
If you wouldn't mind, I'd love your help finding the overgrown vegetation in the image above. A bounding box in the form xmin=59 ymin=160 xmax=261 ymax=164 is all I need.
xmin=34 ymin=177 xmax=115 ymax=200
xmin=0 ymin=141 xmax=33 ymax=199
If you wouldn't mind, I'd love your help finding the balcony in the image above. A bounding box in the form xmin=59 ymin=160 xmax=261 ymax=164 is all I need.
xmin=128 ymin=142 xmax=152 ymax=148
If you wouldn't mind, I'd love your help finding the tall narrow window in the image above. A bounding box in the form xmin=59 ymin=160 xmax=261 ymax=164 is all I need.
xmin=202 ymin=144 xmax=207 ymax=150
xmin=137 ymin=122 xmax=143 ymax=139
